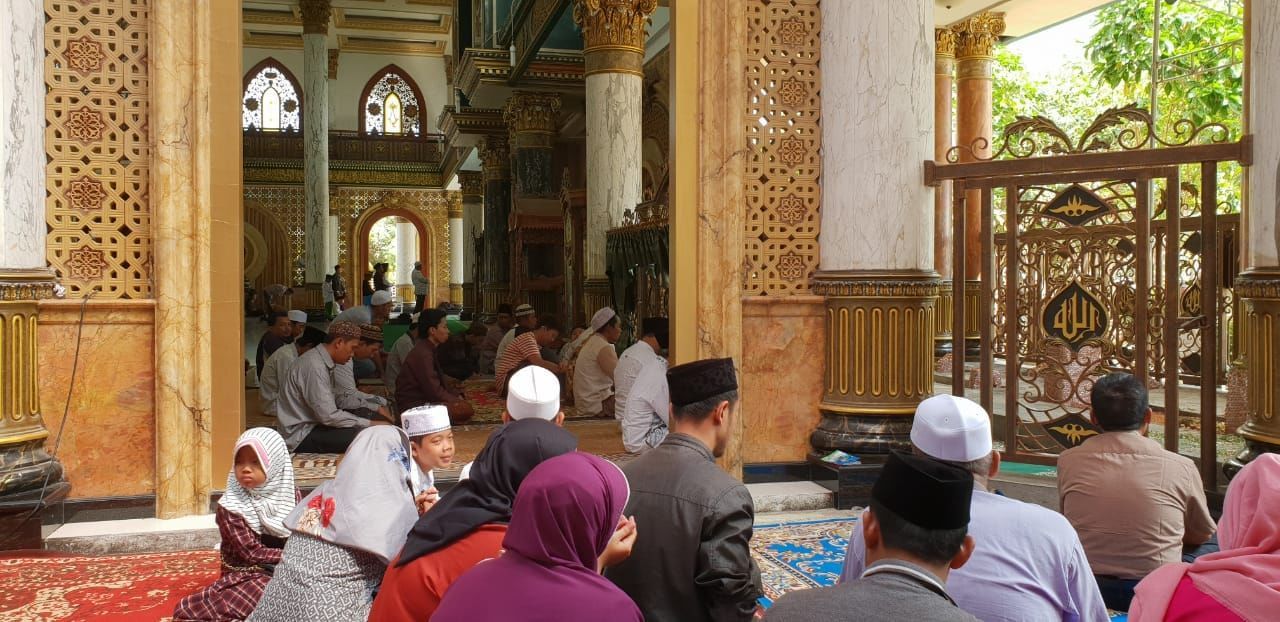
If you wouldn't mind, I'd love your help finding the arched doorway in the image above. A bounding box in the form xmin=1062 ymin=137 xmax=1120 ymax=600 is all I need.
xmin=353 ymin=207 xmax=434 ymax=307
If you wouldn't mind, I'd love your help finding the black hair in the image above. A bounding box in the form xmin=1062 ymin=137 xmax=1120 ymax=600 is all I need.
xmin=655 ymin=330 xmax=670 ymax=350
xmin=296 ymin=326 xmax=327 ymax=348
xmin=536 ymin=314 xmax=562 ymax=333
xmin=264 ymin=311 xmax=289 ymax=326
xmin=596 ymin=315 xmax=620 ymax=334
xmin=870 ymin=498 xmax=968 ymax=565
xmin=325 ymin=274 xmax=333 ymax=283
xmin=496 ymin=303 xmax=514 ymax=315
xmin=422 ymin=309 xmax=449 ymax=332
xmin=672 ymin=389 xmax=738 ymax=424
xmin=1089 ymin=372 xmax=1149 ymax=431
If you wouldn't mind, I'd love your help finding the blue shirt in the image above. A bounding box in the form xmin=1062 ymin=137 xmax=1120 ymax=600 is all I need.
xmin=841 ymin=488 xmax=1108 ymax=622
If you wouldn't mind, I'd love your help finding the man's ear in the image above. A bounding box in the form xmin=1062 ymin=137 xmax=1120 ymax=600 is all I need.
xmin=988 ymin=450 xmax=1001 ymax=478
xmin=501 ymin=411 xmax=512 ymax=424
xmin=555 ymin=412 xmax=565 ymax=427
xmin=712 ymin=400 xmax=730 ymax=426
xmin=950 ymin=534 xmax=976 ymax=570
xmin=862 ymin=509 xmax=881 ymax=550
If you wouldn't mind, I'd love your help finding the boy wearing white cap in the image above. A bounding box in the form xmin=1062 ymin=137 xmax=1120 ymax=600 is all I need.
xmin=402 ymin=405 xmax=454 ymax=515
xmin=839 ymin=395 xmax=1107 ymax=622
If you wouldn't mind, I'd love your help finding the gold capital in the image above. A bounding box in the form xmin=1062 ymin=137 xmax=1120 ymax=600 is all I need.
xmin=953 ymin=12 xmax=1005 ymax=60
xmin=503 ymin=91 xmax=562 ymax=136
xmin=458 ymin=170 xmax=484 ymax=199
xmin=299 ymin=0 xmax=332 ymax=35
xmin=478 ymin=134 xmax=510 ymax=176
xmin=935 ymin=27 xmax=958 ymax=59
xmin=573 ymin=0 xmax=657 ymax=51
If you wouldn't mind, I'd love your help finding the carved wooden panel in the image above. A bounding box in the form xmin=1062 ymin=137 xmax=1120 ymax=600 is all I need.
xmin=743 ymin=0 xmax=822 ymax=296
xmin=244 ymin=186 xmax=306 ymax=286
xmin=45 ymin=0 xmax=152 ymax=298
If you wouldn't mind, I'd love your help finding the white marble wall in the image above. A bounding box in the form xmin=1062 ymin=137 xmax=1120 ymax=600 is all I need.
xmin=1248 ymin=0 xmax=1280 ymax=268
xmin=819 ymin=0 xmax=935 ymax=271
xmin=449 ymin=214 xmax=464 ymax=286
xmin=584 ymin=72 xmax=644 ymax=277
xmin=303 ymin=33 xmax=329 ymax=284
xmin=463 ymin=197 xmax=482 ymax=284
xmin=0 ymin=0 xmax=45 ymax=270
xmin=396 ymin=220 xmax=417 ymax=284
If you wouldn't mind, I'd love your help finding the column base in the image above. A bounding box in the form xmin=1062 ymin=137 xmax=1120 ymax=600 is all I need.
xmin=809 ymin=412 xmax=915 ymax=455
xmin=963 ymin=279 xmax=982 ymax=361
xmin=935 ymin=280 xmax=953 ymax=357
xmin=481 ymin=283 xmax=510 ymax=320
xmin=584 ymin=277 xmax=611 ymax=315
xmin=1225 ymin=438 xmax=1280 ymax=480
xmin=449 ymin=283 xmax=464 ymax=305
xmin=0 ymin=481 xmax=70 ymax=551
xmin=1232 ymin=270 xmax=1280 ymax=479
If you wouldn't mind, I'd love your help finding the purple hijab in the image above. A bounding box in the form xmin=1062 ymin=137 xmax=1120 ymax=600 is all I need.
xmin=431 ymin=452 xmax=642 ymax=622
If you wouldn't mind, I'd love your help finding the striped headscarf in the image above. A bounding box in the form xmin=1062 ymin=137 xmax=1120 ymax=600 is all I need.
xmin=218 ymin=427 xmax=297 ymax=537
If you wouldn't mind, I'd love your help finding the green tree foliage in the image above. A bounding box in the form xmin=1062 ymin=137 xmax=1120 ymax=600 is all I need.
xmin=368 ymin=216 xmax=398 ymax=277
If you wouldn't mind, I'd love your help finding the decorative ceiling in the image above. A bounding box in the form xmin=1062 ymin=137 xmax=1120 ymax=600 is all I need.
xmin=243 ymin=0 xmax=454 ymax=56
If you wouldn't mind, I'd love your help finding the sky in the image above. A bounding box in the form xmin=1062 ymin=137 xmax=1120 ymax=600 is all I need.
xmin=1006 ymin=10 xmax=1103 ymax=78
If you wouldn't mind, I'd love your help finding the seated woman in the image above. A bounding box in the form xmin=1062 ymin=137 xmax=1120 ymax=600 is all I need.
xmin=432 ymin=452 xmax=642 ymax=621
xmin=174 ymin=428 xmax=298 ymax=621
xmin=368 ymin=418 xmax=578 ymax=621
xmin=248 ymin=426 xmax=420 ymax=622
xmin=1129 ymin=453 xmax=1280 ymax=622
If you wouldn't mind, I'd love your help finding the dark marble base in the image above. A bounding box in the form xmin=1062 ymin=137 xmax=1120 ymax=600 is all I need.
xmin=807 ymin=453 xmax=887 ymax=510
xmin=0 ymin=439 xmax=66 ymax=496
xmin=934 ymin=337 xmax=953 ymax=358
xmin=1224 ymin=438 xmax=1280 ymax=480
xmin=809 ymin=412 xmax=914 ymax=456
xmin=0 ymin=482 xmax=70 ymax=550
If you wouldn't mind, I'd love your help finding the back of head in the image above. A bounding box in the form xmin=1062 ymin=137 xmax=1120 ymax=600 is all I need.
xmin=504 ymin=453 xmax=629 ymax=569
xmin=910 ymin=394 xmax=993 ymax=477
xmin=497 ymin=303 xmax=514 ymax=316
xmin=507 ymin=366 xmax=561 ymax=421
xmin=870 ymin=451 xmax=973 ymax=565
xmin=536 ymin=314 xmax=561 ymax=333
xmin=296 ymin=326 xmax=327 ymax=348
xmin=668 ymin=357 xmax=739 ymax=423
xmin=1089 ymin=372 xmax=1148 ymax=431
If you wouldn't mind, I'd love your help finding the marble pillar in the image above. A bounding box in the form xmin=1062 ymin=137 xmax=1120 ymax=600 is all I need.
xmin=459 ymin=171 xmax=484 ymax=308
xmin=953 ymin=13 xmax=1004 ymax=358
xmin=813 ymin=0 xmax=938 ymax=454
xmin=0 ymin=0 xmax=68 ymax=538
xmin=934 ymin=28 xmax=957 ymax=356
xmin=573 ymin=0 xmax=656 ymax=313
xmin=301 ymin=0 xmax=331 ymax=286
xmin=326 ymin=214 xmax=340 ymax=273
xmin=449 ymin=196 xmax=465 ymax=304
xmin=479 ymin=135 xmax=512 ymax=316
xmin=396 ymin=219 xmax=416 ymax=290
xmin=504 ymin=92 xmax=562 ymax=198
xmin=1230 ymin=0 xmax=1280 ymax=474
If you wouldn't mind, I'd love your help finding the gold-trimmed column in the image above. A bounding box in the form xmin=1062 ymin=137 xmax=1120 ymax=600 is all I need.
xmin=504 ymin=92 xmax=562 ymax=199
xmin=573 ymin=0 xmax=656 ymax=316
xmin=1231 ymin=273 xmax=1280 ymax=474
xmin=935 ymin=27 xmax=957 ymax=357
xmin=459 ymin=171 xmax=484 ymax=311
xmin=954 ymin=12 xmax=1004 ymax=360
xmin=479 ymin=134 xmax=512 ymax=317
xmin=817 ymin=0 xmax=938 ymax=457
xmin=448 ymin=194 xmax=465 ymax=304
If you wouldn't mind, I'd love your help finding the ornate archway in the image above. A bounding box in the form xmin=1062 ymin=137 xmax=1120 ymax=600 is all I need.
xmin=353 ymin=207 xmax=433 ymax=304
xmin=334 ymin=188 xmax=453 ymax=307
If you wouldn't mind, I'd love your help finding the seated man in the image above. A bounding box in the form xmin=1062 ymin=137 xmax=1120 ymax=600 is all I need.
xmin=384 ymin=315 xmax=420 ymax=398
xmin=259 ymin=326 xmax=326 ymax=418
xmin=605 ymin=358 xmax=762 ymax=621
xmin=1058 ymin=372 xmax=1216 ymax=612
xmin=615 ymin=317 xmax=668 ymax=421
xmin=331 ymin=323 xmax=392 ymax=415
xmin=840 ymin=395 xmax=1108 ymax=621
xmin=495 ymin=304 xmax=537 ymax=364
xmin=767 ymin=452 xmax=978 ymax=622
xmin=619 ymin=320 xmax=671 ymax=454
xmin=334 ymin=289 xmax=394 ymax=380
xmin=396 ymin=309 xmax=476 ymax=425
xmin=255 ymin=311 xmax=294 ymax=379
xmin=276 ymin=321 xmax=392 ymax=452
xmin=476 ymin=304 xmax=514 ymax=375
xmin=494 ymin=314 xmax=563 ymax=396
xmin=573 ymin=308 xmax=622 ymax=418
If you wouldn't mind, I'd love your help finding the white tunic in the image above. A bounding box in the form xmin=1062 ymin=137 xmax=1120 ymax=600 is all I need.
xmin=621 ymin=356 xmax=670 ymax=453
xmin=259 ymin=343 xmax=301 ymax=417
xmin=614 ymin=340 xmax=660 ymax=422
xmin=573 ymin=334 xmax=617 ymax=416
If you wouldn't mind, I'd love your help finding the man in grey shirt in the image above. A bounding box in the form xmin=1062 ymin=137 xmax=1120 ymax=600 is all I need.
xmin=332 ymin=323 xmax=391 ymax=415
xmin=277 ymin=321 xmax=392 ymax=452
xmin=766 ymin=452 xmax=978 ymax=622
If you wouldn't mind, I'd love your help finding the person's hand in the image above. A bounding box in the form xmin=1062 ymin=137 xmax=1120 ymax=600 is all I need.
xmin=415 ymin=487 xmax=440 ymax=515
xmin=597 ymin=515 xmax=637 ymax=572
xmin=377 ymin=405 xmax=392 ymax=420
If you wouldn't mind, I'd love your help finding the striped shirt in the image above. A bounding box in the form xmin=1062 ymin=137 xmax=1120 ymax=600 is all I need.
xmin=495 ymin=332 xmax=540 ymax=392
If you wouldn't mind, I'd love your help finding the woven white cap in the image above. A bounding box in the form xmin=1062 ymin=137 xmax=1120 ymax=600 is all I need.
xmin=506 ymin=366 xmax=560 ymax=421
xmin=401 ymin=405 xmax=451 ymax=437
xmin=371 ymin=290 xmax=394 ymax=306
xmin=911 ymin=394 xmax=992 ymax=462
xmin=590 ymin=307 xmax=617 ymax=332
xmin=287 ymin=310 xmax=308 ymax=323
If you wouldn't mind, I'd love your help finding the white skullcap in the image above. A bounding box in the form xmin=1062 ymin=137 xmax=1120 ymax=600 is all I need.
xmin=590 ymin=307 xmax=617 ymax=332
xmin=911 ymin=394 xmax=993 ymax=462
xmin=287 ymin=310 xmax=308 ymax=323
xmin=506 ymin=366 xmax=560 ymax=421
xmin=401 ymin=405 xmax=451 ymax=438
xmin=371 ymin=290 xmax=394 ymax=306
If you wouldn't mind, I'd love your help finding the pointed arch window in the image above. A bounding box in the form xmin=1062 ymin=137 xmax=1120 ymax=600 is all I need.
xmin=243 ymin=59 xmax=302 ymax=131
xmin=361 ymin=65 xmax=424 ymax=135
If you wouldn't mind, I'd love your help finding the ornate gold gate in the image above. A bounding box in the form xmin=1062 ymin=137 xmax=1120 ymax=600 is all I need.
xmin=927 ymin=106 xmax=1249 ymax=490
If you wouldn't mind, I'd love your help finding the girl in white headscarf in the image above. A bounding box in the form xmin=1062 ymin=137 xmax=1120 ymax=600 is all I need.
xmin=249 ymin=426 xmax=420 ymax=622
xmin=174 ymin=428 xmax=299 ymax=621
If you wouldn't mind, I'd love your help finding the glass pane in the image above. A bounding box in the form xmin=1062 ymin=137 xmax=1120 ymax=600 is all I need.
xmin=262 ymin=87 xmax=281 ymax=130
xmin=385 ymin=93 xmax=402 ymax=134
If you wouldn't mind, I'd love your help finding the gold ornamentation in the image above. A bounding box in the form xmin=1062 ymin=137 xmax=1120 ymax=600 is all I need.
xmin=456 ymin=48 xmax=584 ymax=102
xmin=65 ymin=35 xmax=105 ymax=74
xmin=953 ymin=12 xmax=1005 ymax=59
xmin=327 ymin=48 xmax=339 ymax=79
xmin=946 ymin=105 xmax=1234 ymax=163
xmin=299 ymin=0 xmax=332 ymax=35
xmin=46 ymin=0 xmax=152 ymax=299
xmin=572 ymin=0 xmax=657 ymax=54
xmin=0 ymin=271 xmax=58 ymax=302
xmin=478 ymin=134 xmax=511 ymax=175
xmin=744 ymin=0 xmax=821 ymax=296
xmin=1043 ymin=184 xmax=1112 ymax=225
xmin=503 ymin=92 xmax=562 ymax=136
xmin=1043 ymin=281 xmax=1108 ymax=350
xmin=935 ymin=28 xmax=958 ymax=58
xmin=458 ymin=171 xmax=484 ymax=198
xmin=1048 ymin=423 xmax=1100 ymax=445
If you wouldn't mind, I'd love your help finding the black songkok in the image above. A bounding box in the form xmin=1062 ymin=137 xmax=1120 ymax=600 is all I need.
xmin=667 ymin=358 xmax=738 ymax=408
xmin=872 ymin=451 xmax=973 ymax=530
xmin=641 ymin=317 xmax=669 ymax=337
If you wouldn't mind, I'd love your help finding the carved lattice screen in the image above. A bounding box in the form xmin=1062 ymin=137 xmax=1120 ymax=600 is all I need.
xmin=743 ymin=0 xmax=822 ymax=296
xmin=45 ymin=0 xmax=152 ymax=298
xmin=244 ymin=186 xmax=306 ymax=286
xmin=332 ymin=188 xmax=452 ymax=296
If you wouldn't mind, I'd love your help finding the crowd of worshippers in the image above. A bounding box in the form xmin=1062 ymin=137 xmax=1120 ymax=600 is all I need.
xmin=237 ymin=298 xmax=1274 ymax=622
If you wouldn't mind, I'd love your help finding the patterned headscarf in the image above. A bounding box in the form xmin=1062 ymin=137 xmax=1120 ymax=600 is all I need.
xmin=286 ymin=426 xmax=421 ymax=563
xmin=218 ymin=427 xmax=297 ymax=538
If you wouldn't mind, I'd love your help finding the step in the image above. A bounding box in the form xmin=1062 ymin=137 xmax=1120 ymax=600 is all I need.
xmin=747 ymin=481 xmax=835 ymax=513
xmin=44 ymin=514 xmax=219 ymax=555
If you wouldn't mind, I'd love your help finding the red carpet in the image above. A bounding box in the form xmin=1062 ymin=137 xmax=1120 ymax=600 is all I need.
xmin=0 ymin=550 xmax=218 ymax=621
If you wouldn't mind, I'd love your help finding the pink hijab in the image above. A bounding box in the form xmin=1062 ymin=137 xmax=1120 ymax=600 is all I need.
xmin=1131 ymin=454 xmax=1280 ymax=621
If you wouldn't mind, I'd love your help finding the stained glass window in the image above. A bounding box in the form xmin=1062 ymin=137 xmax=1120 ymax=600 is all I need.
xmin=362 ymin=66 xmax=422 ymax=135
xmin=243 ymin=59 xmax=302 ymax=131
